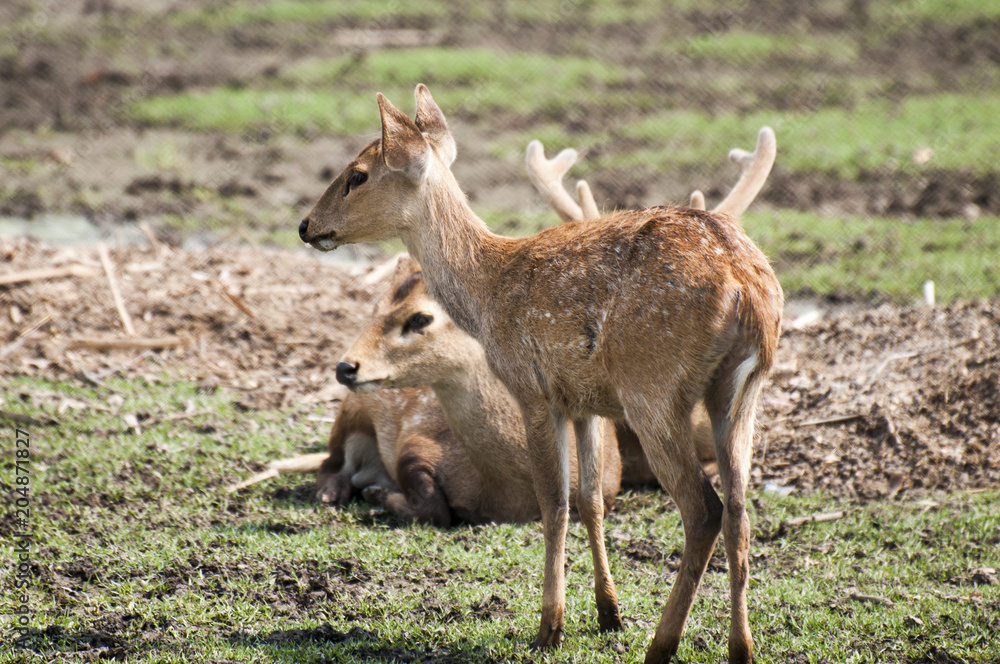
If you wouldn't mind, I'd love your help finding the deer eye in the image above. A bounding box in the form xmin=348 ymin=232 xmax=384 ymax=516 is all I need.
xmin=402 ymin=313 xmax=433 ymax=335
xmin=344 ymin=170 xmax=368 ymax=196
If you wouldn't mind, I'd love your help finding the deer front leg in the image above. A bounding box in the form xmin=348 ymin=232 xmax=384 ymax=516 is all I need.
xmin=522 ymin=401 xmax=571 ymax=649
xmin=573 ymin=416 xmax=623 ymax=633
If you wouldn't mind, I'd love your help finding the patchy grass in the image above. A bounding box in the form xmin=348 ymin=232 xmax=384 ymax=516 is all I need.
xmin=492 ymin=93 xmax=1000 ymax=180
xmin=674 ymin=30 xmax=859 ymax=67
xmin=869 ymin=0 xmax=1000 ymax=29
xmin=126 ymin=88 xmax=377 ymax=136
xmin=169 ymin=0 xmax=460 ymax=29
xmin=2 ymin=376 xmax=998 ymax=663
xmin=741 ymin=210 xmax=1000 ymax=303
xmin=128 ymin=47 xmax=628 ymax=134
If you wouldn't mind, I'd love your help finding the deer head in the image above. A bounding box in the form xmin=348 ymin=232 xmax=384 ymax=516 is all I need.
xmin=299 ymin=85 xmax=458 ymax=251
xmin=335 ymin=255 xmax=480 ymax=393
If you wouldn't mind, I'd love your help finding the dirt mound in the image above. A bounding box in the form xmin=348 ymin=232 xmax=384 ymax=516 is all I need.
xmin=759 ymin=300 xmax=999 ymax=497
xmin=1 ymin=236 xmax=381 ymax=410
xmin=2 ymin=237 xmax=997 ymax=497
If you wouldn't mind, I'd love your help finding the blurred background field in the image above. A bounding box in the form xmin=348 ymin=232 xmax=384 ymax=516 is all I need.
xmin=1 ymin=0 xmax=999 ymax=303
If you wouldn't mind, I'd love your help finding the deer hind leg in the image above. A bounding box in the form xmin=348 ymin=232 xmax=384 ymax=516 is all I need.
xmin=373 ymin=441 xmax=451 ymax=528
xmin=703 ymin=349 xmax=764 ymax=664
xmin=623 ymin=395 xmax=723 ymax=664
xmin=318 ymin=396 xmax=384 ymax=505
xmin=521 ymin=400 xmax=571 ymax=648
xmin=573 ymin=416 xmax=623 ymax=633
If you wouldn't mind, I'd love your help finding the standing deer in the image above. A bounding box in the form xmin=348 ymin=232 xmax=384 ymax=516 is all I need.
xmin=231 ymin=130 xmax=772 ymax=505
xmin=298 ymin=86 xmax=781 ymax=663
xmin=526 ymin=128 xmax=776 ymax=485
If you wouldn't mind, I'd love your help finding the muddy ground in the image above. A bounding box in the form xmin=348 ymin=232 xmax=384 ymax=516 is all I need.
xmin=3 ymin=236 xmax=997 ymax=499
xmin=2 ymin=1 xmax=1000 ymax=241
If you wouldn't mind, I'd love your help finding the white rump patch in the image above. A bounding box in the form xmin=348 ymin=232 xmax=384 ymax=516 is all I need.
xmin=729 ymin=350 xmax=759 ymax=418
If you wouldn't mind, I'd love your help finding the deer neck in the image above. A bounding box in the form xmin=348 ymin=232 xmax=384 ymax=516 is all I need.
xmin=429 ymin=354 xmax=526 ymax=470
xmin=402 ymin=174 xmax=506 ymax=338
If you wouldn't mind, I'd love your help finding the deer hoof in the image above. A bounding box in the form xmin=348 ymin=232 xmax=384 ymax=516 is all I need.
xmin=598 ymin=606 xmax=624 ymax=632
xmin=361 ymin=484 xmax=389 ymax=506
xmin=531 ymin=623 xmax=563 ymax=649
xmin=316 ymin=473 xmax=352 ymax=506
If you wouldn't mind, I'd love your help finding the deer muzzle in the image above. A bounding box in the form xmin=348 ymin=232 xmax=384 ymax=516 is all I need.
xmin=299 ymin=217 xmax=339 ymax=251
xmin=335 ymin=361 xmax=360 ymax=387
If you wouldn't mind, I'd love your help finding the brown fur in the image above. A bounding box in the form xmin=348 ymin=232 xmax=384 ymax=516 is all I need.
xmin=299 ymin=85 xmax=783 ymax=664
xmin=317 ymin=257 xmax=622 ymax=526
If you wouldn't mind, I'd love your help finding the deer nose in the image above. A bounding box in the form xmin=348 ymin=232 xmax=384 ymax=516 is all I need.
xmin=336 ymin=361 xmax=359 ymax=386
xmin=298 ymin=218 xmax=310 ymax=241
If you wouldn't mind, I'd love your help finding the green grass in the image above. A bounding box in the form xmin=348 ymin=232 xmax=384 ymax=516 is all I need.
xmin=168 ymin=0 xmax=1000 ymax=31
xmin=283 ymin=48 xmax=626 ymax=98
xmin=2 ymin=375 xmax=998 ymax=662
xmin=741 ymin=210 xmax=1000 ymax=303
xmin=492 ymin=93 xmax=1000 ymax=180
xmin=127 ymin=88 xmax=377 ymax=135
xmin=671 ymin=30 xmax=859 ymax=67
xmin=170 ymin=0 xmax=461 ymax=29
xmin=128 ymin=47 xmax=628 ymax=134
xmin=869 ymin=0 xmax=1000 ymax=29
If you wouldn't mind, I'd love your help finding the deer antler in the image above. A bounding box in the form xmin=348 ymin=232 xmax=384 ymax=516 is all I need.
xmin=711 ymin=126 xmax=776 ymax=217
xmin=576 ymin=180 xmax=599 ymax=220
xmin=525 ymin=140 xmax=601 ymax=221
xmin=688 ymin=190 xmax=707 ymax=211
xmin=528 ymin=126 xmax=775 ymax=222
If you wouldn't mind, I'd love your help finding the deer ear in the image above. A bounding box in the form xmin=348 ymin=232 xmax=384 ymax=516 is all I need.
xmin=392 ymin=253 xmax=416 ymax=279
xmin=377 ymin=92 xmax=429 ymax=180
xmin=413 ymin=84 xmax=457 ymax=166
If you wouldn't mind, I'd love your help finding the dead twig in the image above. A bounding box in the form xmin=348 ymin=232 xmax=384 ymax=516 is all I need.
xmin=0 ymin=410 xmax=60 ymax=427
xmin=861 ymin=350 xmax=919 ymax=392
xmin=0 ymin=264 xmax=97 ymax=286
xmin=798 ymin=413 xmax=863 ymax=428
xmin=0 ymin=313 xmax=54 ymax=359
xmin=142 ymin=409 xmax=214 ymax=428
xmin=65 ymin=336 xmax=189 ymax=352
xmin=305 ymin=415 xmax=338 ymax=424
xmin=860 ymin=334 xmax=982 ymax=393
xmin=928 ymin=588 xmax=981 ymax=604
xmin=226 ymin=452 xmax=329 ymax=493
xmin=237 ymin=227 xmax=262 ymax=253
xmin=783 ymin=510 xmax=847 ymax=528
xmin=226 ymin=468 xmax=280 ymax=493
xmin=216 ymin=280 xmax=256 ymax=318
xmin=138 ymin=220 xmax=164 ymax=261
xmin=843 ymin=591 xmax=895 ymax=608
xmin=97 ymin=243 xmax=135 ymax=336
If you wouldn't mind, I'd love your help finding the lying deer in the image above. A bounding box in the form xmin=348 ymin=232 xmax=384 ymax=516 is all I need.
xmin=298 ymin=85 xmax=782 ymax=664
xmin=333 ymin=254 xmax=624 ymax=524
xmin=236 ymin=255 xmax=622 ymax=526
